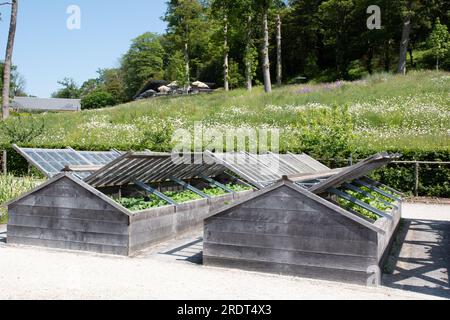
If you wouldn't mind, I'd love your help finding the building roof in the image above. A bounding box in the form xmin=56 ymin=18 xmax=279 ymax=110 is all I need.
xmin=12 ymin=97 xmax=81 ymax=112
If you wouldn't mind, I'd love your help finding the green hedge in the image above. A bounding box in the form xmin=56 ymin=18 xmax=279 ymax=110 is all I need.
xmin=322 ymin=149 xmax=450 ymax=198
xmin=369 ymin=150 xmax=450 ymax=198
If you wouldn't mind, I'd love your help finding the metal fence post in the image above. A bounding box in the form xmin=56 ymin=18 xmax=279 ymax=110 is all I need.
xmin=414 ymin=161 xmax=419 ymax=197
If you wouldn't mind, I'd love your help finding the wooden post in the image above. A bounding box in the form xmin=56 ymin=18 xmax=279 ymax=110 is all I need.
xmin=414 ymin=161 xmax=419 ymax=197
xmin=2 ymin=150 xmax=7 ymax=175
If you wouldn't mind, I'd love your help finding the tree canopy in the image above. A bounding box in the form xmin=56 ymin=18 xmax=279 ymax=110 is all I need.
xmin=48 ymin=0 xmax=450 ymax=106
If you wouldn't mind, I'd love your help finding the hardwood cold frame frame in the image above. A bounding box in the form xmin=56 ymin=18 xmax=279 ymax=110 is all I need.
xmin=327 ymin=187 xmax=394 ymax=220
xmin=6 ymin=173 xmax=257 ymax=256
xmin=134 ymin=180 xmax=179 ymax=206
xmin=169 ymin=176 xmax=211 ymax=199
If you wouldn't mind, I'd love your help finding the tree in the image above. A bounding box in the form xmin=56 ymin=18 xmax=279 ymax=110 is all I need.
xmin=1 ymin=62 xmax=26 ymax=97
xmin=244 ymin=14 xmax=257 ymax=91
xmin=164 ymin=0 xmax=207 ymax=90
xmin=121 ymin=32 xmax=165 ymax=99
xmin=1 ymin=0 xmax=18 ymax=120
xmin=427 ymin=18 xmax=450 ymax=71
xmin=81 ymin=91 xmax=116 ymax=110
xmin=97 ymin=68 xmax=127 ymax=103
xmin=318 ymin=0 xmax=361 ymax=79
xmin=276 ymin=13 xmax=282 ymax=86
xmin=51 ymin=78 xmax=81 ymax=99
xmin=397 ymin=0 xmax=413 ymax=74
xmin=80 ymin=68 xmax=126 ymax=104
xmin=211 ymin=0 xmax=230 ymax=91
xmin=255 ymin=0 xmax=273 ymax=93
xmin=165 ymin=50 xmax=187 ymax=84
xmin=283 ymin=0 xmax=322 ymax=80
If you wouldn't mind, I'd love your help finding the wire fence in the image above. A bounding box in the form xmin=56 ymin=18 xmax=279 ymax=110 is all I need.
xmin=317 ymin=157 xmax=450 ymax=197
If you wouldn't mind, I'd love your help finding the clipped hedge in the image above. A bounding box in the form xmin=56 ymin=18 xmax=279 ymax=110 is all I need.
xmin=369 ymin=149 xmax=450 ymax=198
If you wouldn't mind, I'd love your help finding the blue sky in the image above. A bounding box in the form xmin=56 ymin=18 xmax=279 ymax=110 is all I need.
xmin=0 ymin=0 xmax=167 ymax=97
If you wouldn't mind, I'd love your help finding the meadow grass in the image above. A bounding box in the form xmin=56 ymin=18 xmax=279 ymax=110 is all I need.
xmin=0 ymin=175 xmax=43 ymax=224
xmin=0 ymin=70 xmax=448 ymax=152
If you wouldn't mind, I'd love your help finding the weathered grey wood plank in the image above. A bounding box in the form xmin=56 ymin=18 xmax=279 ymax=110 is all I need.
xmin=8 ymin=215 xmax=129 ymax=235
xmin=17 ymin=195 xmax=117 ymax=211
xmin=205 ymin=219 xmax=376 ymax=242
xmin=8 ymin=235 xmax=128 ymax=256
xmin=9 ymin=205 xmax=129 ymax=223
xmin=204 ymin=243 xmax=377 ymax=271
xmin=210 ymin=207 xmax=371 ymax=229
xmin=204 ymin=231 xmax=377 ymax=257
xmin=8 ymin=225 xmax=128 ymax=247
xmin=203 ymin=256 xmax=373 ymax=285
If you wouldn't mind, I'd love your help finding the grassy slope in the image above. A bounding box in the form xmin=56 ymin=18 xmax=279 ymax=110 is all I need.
xmin=2 ymin=70 xmax=449 ymax=153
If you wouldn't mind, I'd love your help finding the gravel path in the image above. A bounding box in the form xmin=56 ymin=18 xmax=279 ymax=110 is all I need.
xmin=0 ymin=203 xmax=448 ymax=300
xmin=0 ymin=243 xmax=438 ymax=300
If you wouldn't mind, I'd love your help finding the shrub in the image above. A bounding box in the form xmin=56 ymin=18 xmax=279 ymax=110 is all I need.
xmin=0 ymin=175 xmax=43 ymax=223
xmin=81 ymin=91 xmax=116 ymax=110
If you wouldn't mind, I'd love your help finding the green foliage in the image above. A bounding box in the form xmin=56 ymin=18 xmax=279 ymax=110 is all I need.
xmin=45 ymin=0 xmax=450 ymax=96
xmin=165 ymin=50 xmax=187 ymax=83
xmin=427 ymin=18 xmax=450 ymax=70
xmin=115 ymin=196 xmax=166 ymax=211
xmin=202 ymin=187 xmax=228 ymax=197
xmin=51 ymin=78 xmax=81 ymax=99
xmin=228 ymin=59 xmax=244 ymax=88
xmin=0 ymin=63 xmax=26 ymax=97
xmin=0 ymin=115 xmax=45 ymax=144
xmin=81 ymin=91 xmax=116 ymax=110
xmin=293 ymin=105 xmax=355 ymax=159
xmin=225 ymin=183 xmax=253 ymax=192
xmin=139 ymin=121 xmax=175 ymax=152
xmin=164 ymin=0 xmax=210 ymax=83
xmin=0 ymin=175 xmax=43 ymax=223
xmin=80 ymin=68 xmax=127 ymax=105
xmin=335 ymin=183 xmax=398 ymax=221
xmin=97 ymin=68 xmax=127 ymax=104
xmin=121 ymin=32 xmax=165 ymax=99
xmin=115 ymin=184 xmax=250 ymax=211
xmin=369 ymin=149 xmax=450 ymax=198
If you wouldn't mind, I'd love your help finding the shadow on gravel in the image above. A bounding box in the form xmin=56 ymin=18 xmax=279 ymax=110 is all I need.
xmin=159 ymin=238 xmax=203 ymax=265
xmin=0 ymin=231 xmax=6 ymax=244
xmin=383 ymin=219 xmax=450 ymax=299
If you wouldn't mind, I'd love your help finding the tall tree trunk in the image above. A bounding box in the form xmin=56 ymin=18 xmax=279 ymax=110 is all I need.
xmin=261 ymin=11 xmax=272 ymax=93
xmin=223 ymin=16 xmax=229 ymax=91
xmin=245 ymin=15 xmax=253 ymax=92
xmin=2 ymin=0 xmax=19 ymax=120
xmin=397 ymin=0 xmax=413 ymax=75
xmin=276 ymin=14 xmax=282 ymax=86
